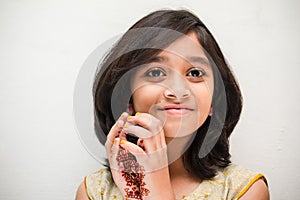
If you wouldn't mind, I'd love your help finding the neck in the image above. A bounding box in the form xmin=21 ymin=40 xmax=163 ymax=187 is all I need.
xmin=167 ymin=145 xmax=202 ymax=200
xmin=165 ymin=135 xmax=194 ymax=178
xmin=168 ymin=156 xmax=189 ymax=178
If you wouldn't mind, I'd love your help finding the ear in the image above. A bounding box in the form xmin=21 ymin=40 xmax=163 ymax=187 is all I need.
xmin=209 ymin=107 xmax=213 ymax=116
xmin=127 ymin=104 xmax=134 ymax=115
xmin=127 ymin=96 xmax=136 ymax=115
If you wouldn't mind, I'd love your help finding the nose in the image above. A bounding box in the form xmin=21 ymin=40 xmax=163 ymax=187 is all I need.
xmin=163 ymin=75 xmax=191 ymax=100
xmin=164 ymin=88 xmax=191 ymax=100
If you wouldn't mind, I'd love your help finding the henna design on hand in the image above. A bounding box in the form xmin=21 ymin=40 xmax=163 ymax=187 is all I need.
xmin=116 ymin=148 xmax=150 ymax=199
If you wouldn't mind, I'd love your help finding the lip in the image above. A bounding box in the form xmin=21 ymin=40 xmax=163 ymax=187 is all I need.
xmin=158 ymin=105 xmax=194 ymax=115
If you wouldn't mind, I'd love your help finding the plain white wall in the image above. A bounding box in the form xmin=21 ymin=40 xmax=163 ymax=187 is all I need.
xmin=1 ymin=0 xmax=299 ymax=199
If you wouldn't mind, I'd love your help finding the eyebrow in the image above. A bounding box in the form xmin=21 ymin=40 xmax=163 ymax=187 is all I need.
xmin=187 ymin=56 xmax=210 ymax=67
xmin=149 ymin=55 xmax=210 ymax=67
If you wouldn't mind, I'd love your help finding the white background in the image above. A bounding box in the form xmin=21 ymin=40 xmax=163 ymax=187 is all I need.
xmin=1 ymin=0 xmax=299 ymax=199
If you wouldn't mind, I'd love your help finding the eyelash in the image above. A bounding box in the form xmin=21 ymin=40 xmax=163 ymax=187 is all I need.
xmin=144 ymin=68 xmax=166 ymax=77
xmin=186 ymin=68 xmax=206 ymax=77
xmin=143 ymin=67 xmax=206 ymax=81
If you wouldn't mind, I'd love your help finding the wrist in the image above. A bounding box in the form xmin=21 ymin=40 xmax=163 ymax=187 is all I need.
xmin=142 ymin=168 xmax=175 ymax=200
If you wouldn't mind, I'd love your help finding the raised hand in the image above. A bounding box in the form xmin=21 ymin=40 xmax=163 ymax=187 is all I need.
xmin=105 ymin=112 xmax=175 ymax=199
xmin=105 ymin=112 xmax=150 ymax=199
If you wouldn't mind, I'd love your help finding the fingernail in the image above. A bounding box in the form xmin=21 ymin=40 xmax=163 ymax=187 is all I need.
xmin=135 ymin=112 xmax=141 ymax=115
xmin=121 ymin=112 xmax=126 ymax=118
xmin=124 ymin=123 xmax=129 ymax=128
xmin=127 ymin=116 xmax=134 ymax=120
xmin=114 ymin=138 xmax=120 ymax=144
xmin=120 ymin=140 xmax=126 ymax=145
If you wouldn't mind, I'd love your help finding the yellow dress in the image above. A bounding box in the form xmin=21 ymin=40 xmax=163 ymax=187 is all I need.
xmin=84 ymin=164 xmax=267 ymax=200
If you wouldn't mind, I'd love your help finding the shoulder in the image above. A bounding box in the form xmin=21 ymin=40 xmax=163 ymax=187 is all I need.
xmin=184 ymin=164 xmax=269 ymax=200
xmin=76 ymin=168 xmax=122 ymax=200
xmin=218 ymin=164 xmax=269 ymax=200
xmin=75 ymin=181 xmax=90 ymax=200
xmin=238 ymin=178 xmax=269 ymax=200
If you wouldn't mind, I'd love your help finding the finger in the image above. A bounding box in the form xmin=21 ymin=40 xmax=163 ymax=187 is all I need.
xmin=108 ymin=138 xmax=121 ymax=171
xmin=124 ymin=115 xmax=167 ymax=153
xmin=122 ymin=123 xmax=153 ymax=139
xmin=127 ymin=112 xmax=152 ymax=129
xmin=118 ymin=130 xmax=127 ymax=141
xmin=120 ymin=112 xmax=129 ymax=123
xmin=105 ymin=112 xmax=128 ymax=148
xmin=105 ymin=121 xmax=121 ymax=151
xmin=137 ymin=139 xmax=145 ymax=150
xmin=126 ymin=116 xmax=166 ymax=144
xmin=127 ymin=112 xmax=163 ymax=134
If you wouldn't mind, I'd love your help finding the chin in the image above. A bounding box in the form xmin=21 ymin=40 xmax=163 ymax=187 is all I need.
xmin=163 ymin=120 xmax=201 ymax=138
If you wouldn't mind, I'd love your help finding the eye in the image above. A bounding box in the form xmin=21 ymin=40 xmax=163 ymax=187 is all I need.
xmin=187 ymin=68 xmax=206 ymax=77
xmin=145 ymin=68 xmax=166 ymax=77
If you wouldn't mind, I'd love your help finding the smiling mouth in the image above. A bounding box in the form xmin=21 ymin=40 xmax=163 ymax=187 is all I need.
xmin=158 ymin=106 xmax=194 ymax=115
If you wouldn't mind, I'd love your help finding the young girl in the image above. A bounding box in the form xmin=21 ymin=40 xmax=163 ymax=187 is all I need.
xmin=76 ymin=9 xmax=269 ymax=200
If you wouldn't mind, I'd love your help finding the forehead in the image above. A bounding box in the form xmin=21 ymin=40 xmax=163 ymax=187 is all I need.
xmin=151 ymin=32 xmax=210 ymax=69
xmin=160 ymin=32 xmax=206 ymax=60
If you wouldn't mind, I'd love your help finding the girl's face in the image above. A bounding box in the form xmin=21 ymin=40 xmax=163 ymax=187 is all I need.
xmin=131 ymin=32 xmax=214 ymax=138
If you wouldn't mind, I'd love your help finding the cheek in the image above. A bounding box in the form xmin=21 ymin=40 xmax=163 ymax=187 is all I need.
xmin=132 ymin=85 xmax=162 ymax=112
xmin=192 ymin=86 xmax=213 ymax=123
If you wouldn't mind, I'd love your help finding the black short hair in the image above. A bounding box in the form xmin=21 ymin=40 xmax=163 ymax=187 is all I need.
xmin=93 ymin=9 xmax=243 ymax=180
